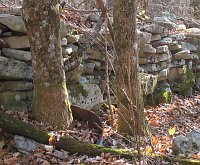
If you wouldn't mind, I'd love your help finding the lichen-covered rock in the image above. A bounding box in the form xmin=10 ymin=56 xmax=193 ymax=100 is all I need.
xmin=140 ymin=73 xmax=158 ymax=96
xmin=68 ymin=83 xmax=104 ymax=109
xmin=173 ymin=129 xmax=200 ymax=155
xmin=0 ymin=56 xmax=32 ymax=80
xmin=153 ymin=81 xmax=172 ymax=104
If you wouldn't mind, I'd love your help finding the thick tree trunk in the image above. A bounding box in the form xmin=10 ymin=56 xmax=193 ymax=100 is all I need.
xmin=113 ymin=0 xmax=142 ymax=134
xmin=22 ymin=0 xmax=73 ymax=128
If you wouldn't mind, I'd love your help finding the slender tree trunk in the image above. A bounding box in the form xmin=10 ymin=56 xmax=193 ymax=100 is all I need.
xmin=22 ymin=0 xmax=73 ymax=128
xmin=113 ymin=0 xmax=142 ymax=135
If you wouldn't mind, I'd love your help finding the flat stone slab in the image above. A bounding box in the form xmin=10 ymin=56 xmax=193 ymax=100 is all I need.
xmin=151 ymin=34 xmax=161 ymax=42
xmin=2 ymin=48 xmax=31 ymax=62
xmin=0 ymin=56 xmax=32 ymax=80
xmin=156 ymin=45 xmax=169 ymax=53
xmin=4 ymin=35 xmax=30 ymax=49
xmin=168 ymin=59 xmax=186 ymax=68
xmin=140 ymin=24 xmax=164 ymax=34
xmin=174 ymin=50 xmax=198 ymax=60
xmin=140 ymin=61 xmax=167 ymax=73
xmin=0 ymin=14 xmax=26 ymax=33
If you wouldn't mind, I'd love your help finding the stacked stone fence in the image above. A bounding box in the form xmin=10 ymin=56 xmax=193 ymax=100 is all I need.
xmin=0 ymin=11 xmax=200 ymax=111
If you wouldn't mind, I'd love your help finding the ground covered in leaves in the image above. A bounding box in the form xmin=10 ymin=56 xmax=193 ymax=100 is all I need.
xmin=0 ymin=93 xmax=200 ymax=165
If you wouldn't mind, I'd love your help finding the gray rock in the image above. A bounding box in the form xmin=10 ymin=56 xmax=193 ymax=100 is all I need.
xmin=65 ymin=64 xmax=83 ymax=83
xmin=137 ymin=30 xmax=152 ymax=47
xmin=83 ymin=46 xmax=104 ymax=61
xmin=151 ymin=34 xmax=161 ymax=42
xmin=0 ymin=81 xmax=33 ymax=92
xmin=143 ymin=44 xmax=156 ymax=54
xmin=140 ymin=62 xmax=167 ymax=73
xmin=156 ymin=45 xmax=169 ymax=53
xmin=157 ymin=52 xmax=172 ymax=62
xmin=68 ymin=83 xmax=104 ymax=109
xmin=4 ymin=35 xmax=30 ymax=49
xmin=2 ymin=48 xmax=31 ymax=62
xmin=174 ymin=50 xmax=198 ymax=60
xmin=0 ymin=14 xmax=26 ymax=33
xmin=83 ymin=63 xmax=95 ymax=74
xmin=61 ymin=38 xmax=68 ymax=46
xmin=173 ymin=129 xmax=200 ymax=155
xmin=180 ymin=42 xmax=198 ymax=52
xmin=168 ymin=42 xmax=182 ymax=52
xmin=158 ymin=37 xmax=173 ymax=45
xmin=140 ymin=24 xmax=164 ymax=34
xmin=168 ymin=59 xmax=186 ymax=68
xmin=153 ymin=16 xmax=177 ymax=29
xmin=0 ymin=56 xmax=32 ymax=80
xmin=170 ymin=33 xmax=186 ymax=41
xmin=140 ymin=73 xmax=158 ymax=95
xmin=158 ymin=68 xmax=169 ymax=81
xmin=14 ymin=135 xmax=39 ymax=154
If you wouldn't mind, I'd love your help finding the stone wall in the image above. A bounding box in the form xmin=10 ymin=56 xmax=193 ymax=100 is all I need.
xmin=0 ymin=12 xmax=200 ymax=111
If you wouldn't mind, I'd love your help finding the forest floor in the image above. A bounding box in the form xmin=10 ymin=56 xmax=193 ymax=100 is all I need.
xmin=0 ymin=92 xmax=200 ymax=165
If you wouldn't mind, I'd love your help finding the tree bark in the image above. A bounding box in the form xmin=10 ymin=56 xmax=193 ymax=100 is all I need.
xmin=22 ymin=0 xmax=73 ymax=128
xmin=113 ymin=0 xmax=142 ymax=135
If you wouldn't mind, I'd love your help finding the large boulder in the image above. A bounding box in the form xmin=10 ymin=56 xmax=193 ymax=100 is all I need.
xmin=173 ymin=129 xmax=200 ymax=155
xmin=68 ymin=83 xmax=104 ymax=110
